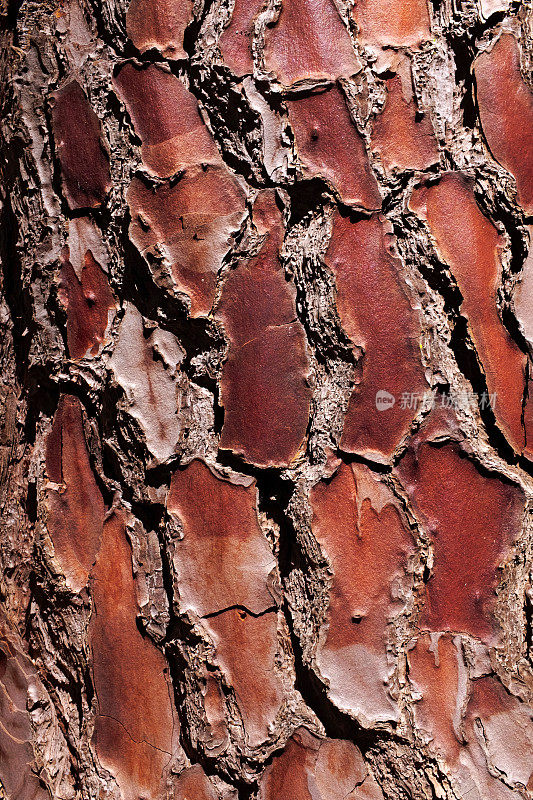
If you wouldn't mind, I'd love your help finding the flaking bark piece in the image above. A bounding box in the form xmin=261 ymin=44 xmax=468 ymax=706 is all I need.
xmin=201 ymin=671 xmax=230 ymax=752
xmin=45 ymin=395 xmax=104 ymax=593
xmin=58 ymin=248 xmax=116 ymax=360
xmin=90 ymin=511 xmax=177 ymax=800
xmin=259 ymin=727 xmax=382 ymax=800
xmin=218 ymin=0 xmax=265 ymax=77
xmin=216 ymin=190 xmax=311 ymax=467
xmin=409 ymin=636 xmax=533 ymax=798
xmin=174 ymin=764 xmax=221 ymax=799
xmin=167 ymin=458 xmax=277 ymax=616
xmin=49 ymin=80 xmax=111 ymax=210
xmin=466 ymin=677 xmax=533 ymax=792
xmin=353 ymin=0 xmax=431 ymax=49
xmin=514 ymin=226 xmax=533 ymax=348
xmin=127 ymin=167 xmax=247 ymax=317
xmin=0 ymin=636 xmax=50 ymax=800
xmin=264 ymin=0 xmax=361 ymax=87
xmin=309 ymin=462 xmax=414 ymax=724
xmin=325 ymin=212 xmax=427 ymax=460
xmin=205 ymin=609 xmax=285 ymax=747
xmin=110 ymin=304 xmax=184 ymax=465
xmin=126 ymin=0 xmax=193 ymax=59
xmin=408 ymin=633 xmax=464 ymax=761
xmin=114 ymin=63 xmax=221 ymax=178
xmin=397 ymin=411 xmax=525 ymax=644
xmin=66 ymin=217 xmax=109 ymax=277
xmin=410 ymin=172 xmax=529 ymax=454
xmin=371 ymin=66 xmax=439 ymax=173
xmin=475 ymin=34 xmax=533 ymax=215
xmin=286 ymin=85 xmax=381 ymax=208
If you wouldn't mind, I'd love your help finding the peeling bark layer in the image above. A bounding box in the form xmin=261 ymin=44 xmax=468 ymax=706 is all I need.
xmin=1 ymin=0 xmax=533 ymax=798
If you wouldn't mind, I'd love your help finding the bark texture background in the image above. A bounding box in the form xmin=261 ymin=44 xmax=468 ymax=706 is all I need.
xmin=1 ymin=0 xmax=533 ymax=798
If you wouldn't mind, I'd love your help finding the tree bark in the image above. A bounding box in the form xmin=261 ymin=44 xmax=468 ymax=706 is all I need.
xmin=1 ymin=0 xmax=533 ymax=798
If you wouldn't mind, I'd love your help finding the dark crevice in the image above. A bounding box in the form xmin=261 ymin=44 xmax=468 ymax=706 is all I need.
xmin=444 ymin=9 xmax=508 ymax=130
xmin=182 ymin=0 xmax=217 ymax=58
xmin=474 ymin=182 xmax=528 ymax=277
xmin=447 ymin=33 xmax=479 ymax=130
xmin=215 ymin=447 xmax=296 ymax=488
xmin=26 ymin=481 xmax=37 ymax=523
xmin=121 ymin=211 xmax=226 ymax=392
xmin=0 ymin=138 xmax=37 ymax=388
xmin=501 ymin=303 xmax=531 ymax=359
xmin=257 ymin=475 xmax=379 ymax=736
xmin=285 ymin=179 xmax=332 ymax=226
xmin=1 ymin=0 xmax=23 ymax=34
xmin=259 ymin=474 xmax=455 ymax=800
xmin=472 ymin=183 xmax=533 ymax=368
xmin=336 ymin=449 xmax=393 ymax=474
xmin=202 ymin=604 xmax=278 ymax=620
xmin=393 ymin=214 xmax=533 ymax=476
xmin=183 ymin=62 xmax=270 ymax=187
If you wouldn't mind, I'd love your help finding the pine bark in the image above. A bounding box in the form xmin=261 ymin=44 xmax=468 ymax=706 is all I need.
xmin=1 ymin=0 xmax=533 ymax=799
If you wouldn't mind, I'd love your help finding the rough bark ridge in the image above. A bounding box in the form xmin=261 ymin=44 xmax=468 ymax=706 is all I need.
xmin=1 ymin=0 xmax=533 ymax=798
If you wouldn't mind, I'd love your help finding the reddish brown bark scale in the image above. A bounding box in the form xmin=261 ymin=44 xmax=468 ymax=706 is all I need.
xmin=475 ymin=34 xmax=533 ymax=215
xmin=128 ymin=166 xmax=247 ymax=316
xmin=353 ymin=0 xmax=432 ymax=48
xmin=264 ymin=0 xmax=361 ymax=86
xmin=50 ymin=80 xmax=111 ymax=210
xmin=167 ymin=458 xmax=275 ymax=616
xmin=217 ymin=191 xmax=311 ymax=467
xmin=45 ymin=397 xmax=177 ymax=798
xmin=287 ymin=85 xmax=381 ymax=207
xmin=0 ymin=637 xmax=50 ymax=800
xmin=114 ymin=63 xmax=221 ymax=178
xmin=259 ymin=727 xmax=383 ymax=800
xmin=409 ymin=637 xmax=533 ymax=797
xmin=58 ymin=249 xmax=115 ymax=360
xmin=371 ymin=68 xmax=439 ymax=173
xmin=326 ymin=212 xmax=427 ymax=459
xmin=411 ymin=173 xmax=529 ymax=454
xmin=398 ymin=417 xmax=525 ymax=643
xmin=206 ymin=609 xmax=284 ymax=747
xmin=167 ymin=459 xmax=282 ymax=744
xmin=174 ymin=764 xmax=221 ymax=800
xmin=126 ymin=0 xmax=192 ymax=59
xmin=408 ymin=633 xmax=463 ymax=761
xmin=219 ymin=0 xmax=263 ymax=76
xmin=45 ymin=395 xmax=105 ymax=592
xmin=310 ymin=462 xmax=414 ymax=722
xmin=90 ymin=512 xmax=176 ymax=800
